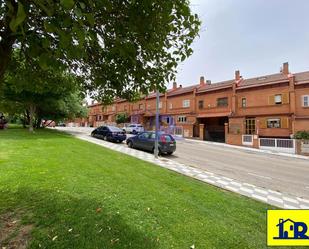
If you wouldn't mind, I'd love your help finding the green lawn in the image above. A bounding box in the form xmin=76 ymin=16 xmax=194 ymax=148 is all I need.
xmin=0 ymin=128 xmax=287 ymax=248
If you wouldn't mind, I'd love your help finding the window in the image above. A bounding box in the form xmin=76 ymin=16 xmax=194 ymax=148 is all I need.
xmin=217 ymin=97 xmax=228 ymax=107
xmin=169 ymin=103 xmax=173 ymax=109
xmin=245 ymin=118 xmax=256 ymax=135
xmin=198 ymin=100 xmax=204 ymax=109
xmin=147 ymin=104 xmax=151 ymax=110
xmin=139 ymin=104 xmax=144 ymax=110
xmin=124 ymin=105 xmax=127 ymax=111
xmin=267 ymin=118 xmax=281 ymax=128
xmin=159 ymin=102 xmax=162 ymax=109
xmin=138 ymin=132 xmax=149 ymax=139
xmin=112 ymin=105 xmax=116 ymax=111
xmin=303 ymin=95 xmax=309 ymax=107
xmin=178 ymin=116 xmax=187 ymax=123
xmin=182 ymin=99 xmax=190 ymax=108
xmin=166 ymin=117 xmax=170 ymax=124
xmin=241 ymin=98 xmax=246 ymax=108
xmin=275 ymin=94 xmax=282 ymax=105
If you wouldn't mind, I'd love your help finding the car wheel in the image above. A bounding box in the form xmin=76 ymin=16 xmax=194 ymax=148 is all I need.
xmin=132 ymin=130 xmax=137 ymax=134
xmin=127 ymin=141 xmax=133 ymax=148
xmin=166 ymin=152 xmax=173 ymax=155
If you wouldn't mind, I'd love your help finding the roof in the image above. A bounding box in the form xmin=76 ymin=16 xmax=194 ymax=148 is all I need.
xmin=238 ymin=73 xmax=289 ymax=89
xmin=197 ymin=80 xmax=234 ymax=93
xmin=294 ymin=71 xmax=309 ymax=84
xmin=145 ymin=91 xmax=165 ymax=99
xmin=167 ymin=84 xmax=198 ymax=97
xmin=276 ymin=219 xmax=295 ymax=226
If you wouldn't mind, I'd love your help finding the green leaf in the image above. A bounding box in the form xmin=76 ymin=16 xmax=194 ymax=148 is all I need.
xmin=60 ymin=0 xmax=75 ymax=10
xmin=38 ymin=53 xmax=50 ymax=70
xmin=9 ymin=2 xmax=27 ymax=32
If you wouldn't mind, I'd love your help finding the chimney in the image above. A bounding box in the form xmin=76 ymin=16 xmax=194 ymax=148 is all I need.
xmin=282 ymin=62 xmax=289 ymax=75
xmin=200 ymin=76 xmax=205 ymax=86
xmin=235 ymin=70 xmax=240 ymax=81
xmin=173 ymin=82 xmax=177 ymax=90
xmin=206 ymin=80 xmax=211 ymax=85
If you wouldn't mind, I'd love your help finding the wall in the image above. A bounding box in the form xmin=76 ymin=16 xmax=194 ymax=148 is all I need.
xmin=236 ymin=83 xmax=290 ymax=116
xmin=295 ymin=85 xmax=309 ymax=117
xmin=166 ymin=92 xmax=195 ymax=115
xmin=196 ymin=88 xmax=233 ymax=115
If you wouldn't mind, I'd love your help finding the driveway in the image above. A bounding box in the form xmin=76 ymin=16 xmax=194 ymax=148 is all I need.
xmin=56 ymin=127 xmax=309 ymax=200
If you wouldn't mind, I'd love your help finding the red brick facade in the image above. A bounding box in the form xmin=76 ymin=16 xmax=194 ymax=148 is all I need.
xmin=74 ymin=62 xmax=309 ymax=150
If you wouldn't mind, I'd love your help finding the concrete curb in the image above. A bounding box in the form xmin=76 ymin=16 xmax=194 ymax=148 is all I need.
xmin=57 ymin=128 xmax=309 ymax=210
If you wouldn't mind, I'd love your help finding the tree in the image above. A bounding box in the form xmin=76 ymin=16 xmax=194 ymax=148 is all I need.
xmin=1 ymin=51 xmax=86 ymax=131
xmin=0 ymin=0 xmax=200 ymax=103
xmin=115 ymin=113 xmax=129 ymax=124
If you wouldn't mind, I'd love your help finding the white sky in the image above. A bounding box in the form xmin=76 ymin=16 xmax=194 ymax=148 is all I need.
xmin=173 ymin=0 xmax=309 ymax=87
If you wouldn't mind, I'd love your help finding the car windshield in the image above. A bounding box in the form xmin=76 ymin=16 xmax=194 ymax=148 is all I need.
xmin=108 ymin=126 xmax=122 ymax=132
xmin=137 ymin=125 xmax=143 ymax=127
xmin=129 ymin=124 xmax=136 ymax=127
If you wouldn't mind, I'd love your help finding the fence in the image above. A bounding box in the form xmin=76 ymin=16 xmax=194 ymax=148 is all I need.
xmin=259 ymin=138 xmax=296 ymax=154
xmin=160 ymin=126 xmax=183 ymax=137
xmin=242 ymin=135 xmax=253 ymax=146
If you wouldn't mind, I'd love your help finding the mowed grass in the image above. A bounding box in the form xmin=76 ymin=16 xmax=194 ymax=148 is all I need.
xmin=0 ymin=128 xmax=287 ymax=249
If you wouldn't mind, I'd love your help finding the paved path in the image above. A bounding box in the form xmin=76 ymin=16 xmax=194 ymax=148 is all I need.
xmin=55 ymin=127 xmax=309 ymax=209
xmin=172 ymin=139 xmax=309 ymax=200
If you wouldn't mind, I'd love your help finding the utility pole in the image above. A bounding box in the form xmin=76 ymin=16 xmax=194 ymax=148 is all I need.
xmin=154 ymin=90 xmax=160 ymax=158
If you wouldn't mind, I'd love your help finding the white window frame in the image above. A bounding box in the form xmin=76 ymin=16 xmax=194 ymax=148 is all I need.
xmin=177 ymin=116 xmax=187 ymax=123
xmin=159 ymin=102 xmax=162 ymax=109
xmin=303 ymin=95 xmax=309 ymax=107
xmin=112 ymin=105 xmax=116 ymax=111
xmin=275 ymin=94 xmax=282 ymax=105
xmin=182 ymin=99 xmax=190 ymax=108
xmin=169 ymin=103 xmax=173 ymax=109
xmin=147 ymin=104 xmax=151 ymax=110
xmin=267 ymin=118 xmax=281 ymax=128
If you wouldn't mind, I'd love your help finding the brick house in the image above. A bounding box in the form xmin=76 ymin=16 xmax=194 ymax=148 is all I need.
xmin=74 ymin=62 xmax=309 ymax=153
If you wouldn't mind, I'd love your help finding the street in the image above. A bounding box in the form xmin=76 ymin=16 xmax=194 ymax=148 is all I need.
xmin=57 ymin=127 xmax=309 ymax=200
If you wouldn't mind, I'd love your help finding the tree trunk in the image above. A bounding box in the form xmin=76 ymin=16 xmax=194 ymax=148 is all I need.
xmin=28 ymin=104 xmax=36 ymax=132
xmin=0 ymin=32 xmax=15 ymax=84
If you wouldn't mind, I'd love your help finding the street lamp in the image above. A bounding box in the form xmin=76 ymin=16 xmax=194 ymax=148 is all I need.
xmin=154 ymin=90 xmax=160 ymax=158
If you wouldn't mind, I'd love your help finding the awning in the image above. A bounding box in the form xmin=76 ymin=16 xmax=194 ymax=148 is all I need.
xmin=197 ymin=112 xmax=231 ymax=118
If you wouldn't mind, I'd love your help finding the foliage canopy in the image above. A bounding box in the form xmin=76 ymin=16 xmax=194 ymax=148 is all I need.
xmin=0 ymin=0 xmax=200 ymax=103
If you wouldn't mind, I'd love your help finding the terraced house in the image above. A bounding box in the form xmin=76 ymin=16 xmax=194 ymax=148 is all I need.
xmin=73 ymin=62 xmax=309 ymax=154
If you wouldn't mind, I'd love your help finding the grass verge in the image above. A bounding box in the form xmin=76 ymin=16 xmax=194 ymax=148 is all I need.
xmin=0 ymin=128 xmax=294 ymax=248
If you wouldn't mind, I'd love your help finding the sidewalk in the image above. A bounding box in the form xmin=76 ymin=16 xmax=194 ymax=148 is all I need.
xmin=184 ymin=138 xmax=309 ymax=161
xmin=57 ymin=127 xmax=309 ymax=210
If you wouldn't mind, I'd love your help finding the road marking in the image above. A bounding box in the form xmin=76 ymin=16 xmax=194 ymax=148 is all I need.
xmin=247 ymin=172 xmax=272 ymax=180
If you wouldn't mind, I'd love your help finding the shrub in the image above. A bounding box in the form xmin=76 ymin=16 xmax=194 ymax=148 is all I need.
xmin=115 ymin=113 xmax=129 ymax=124
xmin=294 ymin=130 xmax=309 ymax=140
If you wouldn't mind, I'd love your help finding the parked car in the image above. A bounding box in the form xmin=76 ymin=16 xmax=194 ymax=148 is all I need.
xmin=126 ymin=132 xmax=176 ymax=155
xmin=91 ymin=126 xmax=126 ymax=143
xmin=123 ymin=124 xmax=144 ymax=134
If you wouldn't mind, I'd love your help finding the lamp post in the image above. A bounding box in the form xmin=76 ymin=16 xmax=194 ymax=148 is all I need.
xmin=154 ymin=90 xmax=160 ymax=158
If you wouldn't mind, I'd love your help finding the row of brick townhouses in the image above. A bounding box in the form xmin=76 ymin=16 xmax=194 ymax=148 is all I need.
xmin=73 ymin=62 xmax=309 ymax=152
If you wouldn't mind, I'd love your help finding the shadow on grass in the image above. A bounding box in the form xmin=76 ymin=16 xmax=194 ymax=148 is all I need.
xmin=0 ymin=187 xmax=159 ymax=249
xmin=0 ymin=128 xmax=73 ymax=141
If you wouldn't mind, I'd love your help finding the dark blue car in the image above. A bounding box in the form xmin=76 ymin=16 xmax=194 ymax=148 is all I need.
xmin=126 ymin=132 xmax=176 ymax=155
xmin=91 ymin=126 xmax=127 ymax=143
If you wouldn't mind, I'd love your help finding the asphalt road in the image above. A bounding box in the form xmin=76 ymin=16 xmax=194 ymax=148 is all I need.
xmin=57 ymin=127 xmax=309 ymax=199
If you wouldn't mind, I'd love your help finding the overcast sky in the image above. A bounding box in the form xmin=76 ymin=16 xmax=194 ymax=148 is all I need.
xmin=173 ymin=0 xmax=309 ymax=87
